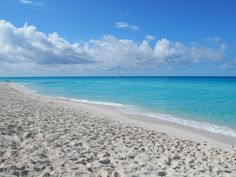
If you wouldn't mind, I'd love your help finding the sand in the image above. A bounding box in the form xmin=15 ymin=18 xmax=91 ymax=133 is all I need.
xmin=0 ymin=83 xmax=236 ymax=177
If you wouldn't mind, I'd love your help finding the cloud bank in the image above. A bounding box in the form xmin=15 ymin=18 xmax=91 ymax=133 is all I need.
xmin=0 ymin=19 xmax=228 ymax=75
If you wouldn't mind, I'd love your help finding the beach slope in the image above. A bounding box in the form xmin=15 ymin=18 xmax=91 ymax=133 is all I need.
xmin=0 ymin=83 xmax=235 ymax=177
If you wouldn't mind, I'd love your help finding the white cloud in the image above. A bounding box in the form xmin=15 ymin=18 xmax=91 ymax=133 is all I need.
xmin=205 ymin=37 xmax=221 ymax=42
xmin=205 ymin=37 xmax=228 ymax=51
xmin=20 ymin=0 xmax=43 ymax=6
xmin=0 ymin=19 xmax=228 ymax=75
xmin=220 ymin=43 xmax=228 ymax=50
xmin=220 ymin=63 xmax=231 ymax=70
xmin=153 ymin=38 xmax=224 ymax=64
xmin=219 ymin=59 xmax=236 ymax=70
xmin=115 ymin=22 xmax=139 ymax=31
xmin=20 ymin=0 xmax=33 ymax=4
xmin=0 ymin=20 xmax=93 ymax=65
xmin=145 ymin=35 xmax=156 ymax=41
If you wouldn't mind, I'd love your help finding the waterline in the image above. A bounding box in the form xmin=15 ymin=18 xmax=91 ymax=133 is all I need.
xmin=11 ymin=82 xmax=236 ymax=138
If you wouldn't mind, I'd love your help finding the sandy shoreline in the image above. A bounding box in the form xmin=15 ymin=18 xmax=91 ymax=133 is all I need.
xmin=11 ymin=82 xmax=236 ymax=149
xmin=0 ymin=82 xmax=236 ymax=176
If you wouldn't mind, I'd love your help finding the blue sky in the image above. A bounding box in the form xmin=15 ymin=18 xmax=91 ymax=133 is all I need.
xmin=0 ymin=0 xmax=236 ymax=76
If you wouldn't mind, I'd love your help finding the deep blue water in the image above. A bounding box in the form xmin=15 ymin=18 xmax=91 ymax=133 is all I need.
xmin=1 ymin=77 xmax=236 ymax=137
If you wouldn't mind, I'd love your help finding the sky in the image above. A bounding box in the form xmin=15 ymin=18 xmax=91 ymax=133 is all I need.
xmin=0 ymin=0 xmax=236 ymax=76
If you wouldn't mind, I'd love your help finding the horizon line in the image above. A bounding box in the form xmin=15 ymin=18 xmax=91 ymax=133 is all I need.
xmin=1 ymin=75 xmax=236 ymax=78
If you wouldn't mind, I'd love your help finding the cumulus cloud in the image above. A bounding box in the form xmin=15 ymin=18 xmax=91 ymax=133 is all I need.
xmin=115 ymin=22 xmax=139 ymax=31
xmin=154 ymin=38 xmax=225 ymax=64
xmin=0 ymin=20 xmax=93 ymax=65
xmin=0 ymin=19 xmax=228 ymax=75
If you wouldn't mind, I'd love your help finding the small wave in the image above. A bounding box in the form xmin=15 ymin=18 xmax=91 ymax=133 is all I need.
xmin=120 ymin=107 xmax=236 ymax=138
xmin=69 ymin=98 xmax=124 ymax=107
xmin=15 ymin=82 xmax=29 ymax=85
xmin=67 ymin=98 xmax=236 ymax=137
xmin=11 ymin=83 xmax=38 ymax=94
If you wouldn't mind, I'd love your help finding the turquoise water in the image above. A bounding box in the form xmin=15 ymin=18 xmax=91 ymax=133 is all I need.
xmin=1 ymin=77 xmax=236 ymax=137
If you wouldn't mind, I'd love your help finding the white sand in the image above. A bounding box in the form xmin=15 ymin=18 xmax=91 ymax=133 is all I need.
xmin=0 ymin=83 xmax=236 ymax=177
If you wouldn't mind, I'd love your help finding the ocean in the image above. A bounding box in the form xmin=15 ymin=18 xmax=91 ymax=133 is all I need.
xmin=1 ymin=76 xmax=236 ymax=137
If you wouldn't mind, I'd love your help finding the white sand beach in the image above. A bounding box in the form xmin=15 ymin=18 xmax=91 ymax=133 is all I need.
xmin=0 ymin=82 xmax=236 ymax=177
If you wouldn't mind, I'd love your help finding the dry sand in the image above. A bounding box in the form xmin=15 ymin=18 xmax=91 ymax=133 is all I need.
xmin=0 ymin=83 xmax=236 ymax=177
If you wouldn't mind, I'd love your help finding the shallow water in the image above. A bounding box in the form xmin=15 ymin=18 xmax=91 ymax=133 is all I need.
xmin=1 ymin=76 xmax=236 ymax=137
